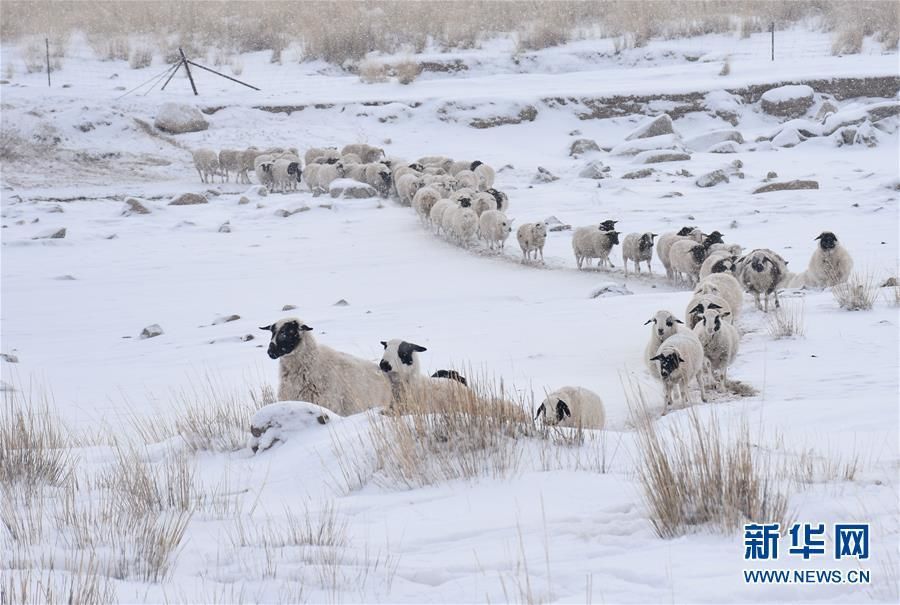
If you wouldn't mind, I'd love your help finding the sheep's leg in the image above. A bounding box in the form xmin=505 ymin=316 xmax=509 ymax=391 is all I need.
xmin=774 ymin=290 xmax=780 ymax=309
xmin=763 ymin=293 xmax=769 ymax=313
xmin=696 ymin=372 xmax=707 ymax=403
xmin=754 ymin=292 xmax=762 ymax=311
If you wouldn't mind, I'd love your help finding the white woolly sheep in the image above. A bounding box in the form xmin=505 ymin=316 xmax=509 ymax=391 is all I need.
xmin=535 ymin=386 xmax=605 ymax=429
xmin=478 ymin=209 xmax=513 ymax=251
xmin=341 ymin=144 xmax=384 ymax=163
xmin=429 ymin=198 xmax=455 ymax=234
xmin=692 ymin=306 xmax=739 ymax=390
xmin=656 ymin=227 xmax=703 ymax=280
xmin=253 ymin=154 xmax=275 ymax=188
xmin=238 ymin=147 xmax=258 ymax=184
xmin=699 ymin=251 xmax=739 ymax=280
xmin=454 ymin=169 xmax=479 ymax=190
xmin=572 ymin=226 xmax=620 ymax=270
xmin=378 ymin=339 xmax=468 ymax=407
xmin=192 ymin=148 xmax=219 ymax=184
xmin=685 ymin=294 xmax=732 ymax=329
xmin=694 ymin=272 xmax=743 ymax=320
xmin=218 ymin=149 xmax=241 ymax=183
xmin=307 ymin=161 xmax=345 ymax=193
xmin=340 ymin=153 xmax=363 ymax=166
xmin=305 ymin=147 xmax=340 ymax=166
xmin=449 ymin=160 xmax=472 ymax=175
xmin=396 ymin=173 xmax=424 ymax=206
xmin=471 ymin=160 xmax=495 ymax=190
xmin=412 ymin=186 xmax=442 ymax=222
xmin=517 ymin=222 xmax=548 ymax=262
xmin=472 ymin=192 xmax=498 ymax=216
xmin=649 ymin=332 xmax=707 ymax=414
xmin=668 ymin=231 xmax=725 ymax=286
xmin=622 ymin=232 xmax=657 ymax=275
xmin=417 ymin=156 xmax=454 ymax=173
xmin=485 ymin=188 xmax=509 ymax=212
xmin=260 ymin=318 xmax=392 ymax=416
xmin=804 ymin=231 xmax=853 ymax=287
xmin=643 ymin=309 xmax=689 ymax=378
xmin=450 ymin=206 xmax=479 ymax=246
xmin=271 ymin=158 xmax=302 ymax=193
xmin=364 ymin=162 xmax=392 ymax=197
xmin=737 ymin=248 xmax=788 ymax=312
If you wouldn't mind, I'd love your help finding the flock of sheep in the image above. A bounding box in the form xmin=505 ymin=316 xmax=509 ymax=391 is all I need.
xmin=190 ymin=142 xmax=854 ymax=427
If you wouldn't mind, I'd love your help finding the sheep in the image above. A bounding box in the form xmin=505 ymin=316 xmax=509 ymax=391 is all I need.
xmin=260 ymin=318 xmax=392 ymax=416
xmin=341 ymin=144 xmax=384 ymax=163
xmin=643 ymin=309 xmax=688 ymax=378
xmin=364 ymin=162 xmax=392 ymax=197
xmin=656 ymin=227 xmax=703 ymax=280
xmin=449 ymin=160 xmax=473 ymax=175
xmin=412 ymin=186 xmax=442 ymax=222
xmin=431 ymin=369 xmax=468 ymax=385
xmin=417 ymin=155 xmax=454 ymax=173
xmin=535 ymin=386 xmax=605 ymax=429
xmin=572 ymin=226 xmax=620 ymax=270
xmin=668 ymin=231 xmax=725 ymax=286
xmin=804 ymin=231 xmax=853 ymax=287
xmin=271 ymin=159 xmax=303 ymax=193
xmin=694 ymin=272 xmax=743 ymax=320
xmin=517 ymin=222 xmax=548 ymax=262
xmin=305 ymin=147 xmax=340 ymax=166
xmin=429 ymin=198 xmax=455 ymax=234
xmin=737 ymin=248 xmax=788 ymax=312
xmin=699 ymin=251 xmax=739 ymax=280
xmin=471 ymin=160 xmax=495 ymax=190
xmin=307 ymin=161 xmax=345 ymax=193
xmin=378 ymin=339 xmax=468 ymax=408
xmin=217 ymin=149 xmax=241 ymax=183
xmin=622 ymin=232 xmax=657 ymax=275
xmin=478 ymin=210 xmax=513 ymax=250
xmin=685 ymin=296 xmax=732 ymax=329
xmin=472 ymin=192 xmax=498 ymax=216
xmin=340 ymin=153 xmax=363 ymax=166
xmin=396 ymin=173 xmax=424 ymax=206
xmin=485 ymin=188 xmax=509 ymax=212
xmin=238 ymin=147 xmax=259 ymax=184
xmin=192 ymin=148 xmax=219 ymax=184
xmin=692 ymin=306 xmax=739 ymax=390
xmin=253 ymin=154 xmax=275 ymax=188
xmin=450 ymin=206 xmax=479 ymax=246
xmin=649 ymin=332 xmax=707 ymax=414
xmin=425 ymin=174 xmax=457 ymax=197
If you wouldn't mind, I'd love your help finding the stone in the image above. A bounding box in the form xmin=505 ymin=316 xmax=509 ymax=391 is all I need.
xmin=0 ymin=353 xmax=19 ymax=363
xmin=274 ymin=207 xmax=310 ymax=217
xmin=212 ymin=314 xmax=241 ymax=325
xmin=815 ymin=100 xmax=839 ymax=121
xmin=329 ymin=179 xmax=377 ymax=199
xmin=140 ymin=324 xmax=164 ymax=339
xmin=622 ymin=168 xmax=655 ymax=179
xmin=753 ymin=180 xmax=819 ymax=194
xmin=248 ymin=401 xmax=335 ymax=453
xmin=333 ymin=299 xmax=350 ymax=306
xmin=634 ymin=150 xmax=691 ymax=164
xmin=766 ymin=171 xmax=778 ymax=180
xmin=625 ymin=114 xmax=674 ymax=140
xmin=32 ymin=227 xmax=66 ymax=239
xmin=772 ymin=128 xmax=803 ymax=148
xmin=153 ymin=102 xmax=209 ymax=134
xmin=533 ymin=166 xmax=559 ymax=183
xmin=760 ymin=85 xmax=814 ymax=118
xmin=238 ymin=196 xmax=251 ymax=205
xmin=683 ymin=129 xmax=744 ymax=151
xmin=169 ymin=192 xmax=207 ymax=206
xmin=218 ymin=221 xmax=231 ymax=233
xmin=123 ymin=198 xmax=151 ymax=215
xmin=696 ymin=169 xmax=730 ymax=188
xmin=569 ymin=138 xmax=601 ymax=157
xmin=589 ymin=283 xmax=633 ymax=298
xmin=282 ymin=304 xmax=297 ymax=311
xmin=578 ymin=160 xmax=609 ymax=179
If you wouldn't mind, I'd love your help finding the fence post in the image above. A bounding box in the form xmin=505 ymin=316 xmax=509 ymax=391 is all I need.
xmin=45 ymin=37 xmax=51 ymax=87
xmin=770 ymin=22 xmax=775 ymax=61
xmin=179 ymin=48 xmax=198 ymax=96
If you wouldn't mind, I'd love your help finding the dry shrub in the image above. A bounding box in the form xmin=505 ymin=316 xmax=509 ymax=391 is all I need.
xmin=97 ymin=444 xmax=194 ymax=514
xmin=517 ymin=23 xmax=569 ymax=51
xmin=828 ymin=0 xmax=899 ymax=54
xmin=227 ymin=501 xmax=348 ymax=550
xmin=98 ymin=36 xmax=130 ymax=61
xmin=0 ymin=126 xmax=27 ymax=161
xmin=3 ymin=61 xmax=14 ymax=79
xmin=766 ymin=299 xmax=805 ymax=339
xmin=230 ymin=56 xmax=244 ymax=76
xmin=833 ymin=272 xmax=878 ymax=311
xmin=20 ymin=39 xmax=45 ymax=73
xmin=128 ymin=46 xmax=153 ymax=69
xmin=630 ymin=391 xmax=790 ymax=538
xmin=788 ymin=447 xmax=860 ymax=485
xmin=0 ymin=556 xmax=117 ymax=605
xmin=392 ymin=59 xmax=421 ymax=85
xmin=719 ymin=57 xmax=731 ymax=76
xmin=358 ymin=59 xmax=388 ymax=84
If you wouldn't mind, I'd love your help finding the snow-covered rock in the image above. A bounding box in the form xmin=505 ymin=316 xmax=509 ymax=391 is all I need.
xmin=772 ymin=127 xmax=803 ymax=148
xmin=695 ymin=169 xmax=729 ymax=188
xmin=169 ymin=192 xmax=208 ymax=206
xmin=610 ymin=134 xmax=682 ymax=156
xmin=704 ymin=90 xmax=742 ymax=124
xmin=815 ymin=100 xmax=839 ymax=122
xmin=32 ymin=227 xmax=66 ymax=239
xmin=708 ymin=141 xmax=740 ymax=153
xmin=154 ymin=102 xmax=209 ymax=134
xmin=533 ymin=166 xmax=559 ymax=183
xmin=140 ymin=324 xmax=164 ymax=339
xmin=760 ymin=85 xmax=814 ymax=118
xmin=753 ymin=180 xmax=819 ymax=194
xmin=569 ymin=138 xmax=600 ymax=157
xmin=578 ymin=160 xmax=609 ymax=179
xmin=625 ymin=114 xmax=674 ymax=140
xmin=248 ymin=401 xmax=336 ymax=453
xmin=589 ymin=283 xmax=633 ymax=298
xmin=823 ymin=101 xmax=900 ymax=135
xmin=633 ymin=150 xmax=691 ymax=164
xmin=274 ymin=207 xmax=310 ymax=217
xmin=330 ymin=179 xmax=377 ymax=198
xmin=683 ymin=129 xmax=744 ymax=152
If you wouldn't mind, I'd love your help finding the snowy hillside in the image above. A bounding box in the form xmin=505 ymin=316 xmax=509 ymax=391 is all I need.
xmin=1 ymin=24 xmax=898 ymax=605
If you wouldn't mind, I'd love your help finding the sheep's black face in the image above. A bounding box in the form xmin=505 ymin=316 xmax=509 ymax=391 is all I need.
xmin=639 ymin=233 xmax=654 ymax=251
xmin=397 ymin=341 xmax=426 ymax=365
xmin=288 ymin=162 xmax=302 ymax=181
xmin=459 ymin=198 xmax=472 ymax=208
xmin=751 ymin=255 xmax=768 ymax=272
xmin=691 ymin=244 xmax=707 ymax=265
xmin=379 ymin=359 xmax=392 ymax=372
xmin=677 ymin=226 xmax=695 ymax=236
xmin=816 ymin=231 xmax=837 ymax=250
xmin=599 ymin=220 xmax=618 ymax=231
xmin=260 ymin=320 xmax=312 ymax=359
xmin=487 ymin=188 xmax=505 ymax=209
xmin=606 ymin=231 xmax=621 ymax=246
xmin=409 ymin=162 xmax=424 ymax=171
xmin=555 ymin=400 xmax=571 ymax=422
xmin=380 ymin=171 xmax=392 ymax=185
xmin=711 ymin=258 xmax=735 ymax=274
xmin=650 ymin=352 xmax=684 ymax=379
xmin=705 ymin=231 xmax=724 ymax=246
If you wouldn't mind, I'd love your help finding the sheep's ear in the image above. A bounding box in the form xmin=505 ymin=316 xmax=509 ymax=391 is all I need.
xmin=674 ymin=318 xmax=684 ymax=324
xmin=708 ymin=302 xmax=722 ymax=310
xmin=651 ymin=233 xmax=658 ymax=238
xmin=259 ymin=324 xmax=273 ymax=331
xmin=676 ymin=354 xmax=686 ymax=363
xmin=380 ymin=341 xmax=388 ymax=349
xmin=649 ymin=354 xmax=663 ymax=361
xmin=814 ymin=234 xmax=822 ymax=240
xmin=299 ymin=324 xmax=313 ymax=332
xmin=721 ymin=311 xmax=731 ymax=318
xmin=556 ymin=400 xmax=572 ymax=422
xmin=534 ymin=403 xmax=546 ymax=421
xmin=409 ymin=343 xmax=427 ymax=353
xmin=689 ymin=303 xmax=704 ymax=315
xmin=644 ymin=318 xmax=655 ymax=325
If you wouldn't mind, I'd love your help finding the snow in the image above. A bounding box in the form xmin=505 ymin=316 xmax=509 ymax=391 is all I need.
xmin=761 ymin=84 xmax=815 ymax=104
xmin=1 ymin=25 xmax=899 ymax=604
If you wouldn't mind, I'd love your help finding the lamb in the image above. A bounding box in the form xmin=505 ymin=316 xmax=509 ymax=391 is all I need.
xmin=684 ymin=296 xmax=732 ymax=329
xmin=517 ymin=222 xmax=548 ymax=262
xmin=572 ymin=226 xmax=620 ymax=270
xmin=305 ymin=147 xmax=340 ymax=166
xmin=260 ymin=318 xmax=392 ymax=416
xmin=649 ymin=332 xmax=707 ymax=414
xmin=804 ymin=231 xmax=853 ymax=287
xmin=535 ymin=386 xmax=605 ymax=429
xmin=396 ymin=173 xmax=424 ymax=206
xmin=478 ymin=210 xmax=513 ymax=250
xmin=668 ymin=231 xmax=725 ymax=286
xmin=450 ymin=206 xmax=479 ymax=246
xmin=699 ymin=252 xmax=739 ymax=280
xmin=412 ymin=186 xmax=442 ymax=222
xmin=693 ymin=272 xmax=743 ymax=321
xmin=341 ymin=144 xmax=384 ymax=163
xmin=622 ymin=232 xmax=657 ymax=275
xmin=192 ymin=148 xmax=219 ymax=184
xmin=692 ymin=306 xmax=739 ymax=390
xmin=218 ymin=149 xmax=241 ymax=183
xmin=737 ymin=248 xmax=788 ymax=312
xmin=271 ymin=158 xmax=302 ymax=193
xmin=656 ymin=227 xmax=702 ymax=280
xmin=643 ymin=310 xmax=688 ymax=378
xmin=471 ymin=160 xmax=495 ymax=190
xmin=378 ymin=339 xmax=468 ymax=408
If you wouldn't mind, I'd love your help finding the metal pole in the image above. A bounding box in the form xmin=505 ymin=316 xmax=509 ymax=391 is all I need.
xmin=770 ymin=22 xmax=774 ymax=61
xmin=45 ymin=37 xmax=51 ymax=87
xmin=185 ymin=60 xmax=261 ymax=91
xmin=160 ymin=60 xmax=182 ymax=91
xmin=179 ymin=48 xmax=198 ymax=95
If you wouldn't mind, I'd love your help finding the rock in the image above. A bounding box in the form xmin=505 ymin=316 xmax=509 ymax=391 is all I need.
xmin=729 ymin=220 xmax=739 ymax=229
xmin=544 ymin=216 xmax=571 ymax=232
xmin=772 ymin=127 xmax=803 ymax=148
xmin=140 ymin=324 xmax=164 ymax=339
xmin=282 ymin=304 xmax=297 ymax=311
xmin=333 ymin=299 xmax=349 ymax=307
xmin=549 ymin=224 xmax=571 ymax=232
xmin=54 ymin=275 xmax=76 ymax=280
xmin=47 ymin=205 xmax=64 ymax=213
xmin=704 ymin=90 xmax=742 ymax=125
xmin=218 ymin=221 xmax=231 ymax=233
xmin=760 ymin=85 xmax=814 ymax=118
xmin=241 ymin=334 xmax=254 ymax=342
xmin=623 ymin=168 xmax=655 ymax=180
xmin=589 ymin=283 xmax=633 ymax=298
xmin=881 ymin=277 xmax=898 ymax=288
xmin=274 ymin=207 xmax=310 ymax=217
xmin=578 ymin=160 xmax=609 ymax=179
xmin=815 ymin=100 xmax=839 ymax=121
xmin=696 ymin=169 xmax=730 ymax=188
xmin=243 ymin=185 xmax=268 ymax=198
xmin=533 ymin=166 xmax=559 ymax=183
xmin=675 ymin=169 xmax=693 ymax=177
xmin=105 ymin=234 xmax=118 ymax=240
xmin=329 ymin=179 xmax=377 ymax=199
xmin=238 ymin=196 xmax=251 ymax=205
xmin=661 ymin=191 xmax=683 ymax=198
xmin=753 ymin=180 xmax=819 ymax=194
xmin=248 ymin=401 xmax=336 ymax=453
xmin=212 ymin=314 xmax=241 ymax=325
xmin=683 ymin=129 xmax=744 ymax=151
xmin=123 ymin=198 xmax=151 ymax=215
xmin=169 ymin=192 xmax=207 ymax=206
xmin=32 ymin=227 xmax=66 ymax=239
xmin=625 ymin=114 xmax=674 ymax=140
xmin=852 ymin=121 xmax=879 ymax=147
xmin=569 ymin=138 xmax=600 ymax=157
xmin=634 ymin=150 xmax=691 ymax=164
xmin=766 ymin=171 xmax=778 ymax=180
xmin=838 ymin=126 xmax=857 ymax=146
xmin=708 ymin=141 xmax=740 ymax=153
xmin=153 ymin=102 xmax=209 ymax=134
xmin=610 ymin=134 xmax=682 ymax=156
xmin=0 ymin=381 xmax=14 ymax=392
xmin=0 ymin=353 xmax=19 ymax=363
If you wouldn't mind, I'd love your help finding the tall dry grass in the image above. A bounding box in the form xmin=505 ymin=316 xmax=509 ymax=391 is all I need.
xmin=833 ymin=272 xmax=879 ymax=311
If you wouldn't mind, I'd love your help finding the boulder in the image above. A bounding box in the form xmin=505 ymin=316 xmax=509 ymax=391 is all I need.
xmin=248 ymin=401 xmax=336 ymax=453
xmin=760 ymin=85 xmax=814 ymax=118
xmin=533 ymin=166 xmax=559 ymax=183
xmin=154 ymin=102 xmax=208 ymax=134
xmin=212 ymin=314 xmax=241 ymax=324
xmin=696 ymin=169 xmax=730 ymax=188
xmin=753 ymin=180 xmax=819 ymax=194
xmin=683 ymin=129 xmax=744 ymax=152
xmin=329 ymin=179 xmax=377 ymax=198
xmin=544 ymin=216 xmax=571 ymax=232
xmin=238 ymin=196 xmax=251 ymax=205
xmin=610 ymin=134 xmax=683 ymax=156
xmin=123 ymin=198 xmax=151 ymax=215
xmin=772 ymin=128 xmax=803 ymax=148
xmin=708 ymin=141 xmax=740 ymax=153
xmin=32 ymin=227 xmax=66 ymax=239
xmin=569 ymin=138 xmax=601 ymax=157
xmin=169 ymin=192 xmax=207 ymax=206
xmin=703 ymin=90 xmax=742 ymax=124
xmin=625 ymin=114 xmax=674 ymax=140
xmin=622 ymin=168 xmax=655 ymax=179
xmin=815 ymin=100 xmax=839 ymax=122
xmin=634 ymin=150 xmax=691 ymax=164
xmin=578 ymin=160 xmax=609 ymax=179
xmin=140 ymin=324 xmax=164 ymax=339
xmin=218 ymin=221 xmax=231 ymax=233
xmin=274 ymin=207 xmax=310 ymax=217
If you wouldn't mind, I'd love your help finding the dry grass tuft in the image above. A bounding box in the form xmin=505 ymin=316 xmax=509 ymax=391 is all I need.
xmin=630 ymin=391 xmax=790 ymax=538
xmin=766 ymin=299 xmax=805 ymax=339
xmin=833 ymin=272 xmax=878 ymax=311
xmin=0 ymin=555 xmax=117 ymax=605
xmin=392 ymin=59 xmax=421 ymax=85
xmin=128 ymin=46 xmax=153 ymax=69
xmin=358 ymin=59 xmax=388 ymax=84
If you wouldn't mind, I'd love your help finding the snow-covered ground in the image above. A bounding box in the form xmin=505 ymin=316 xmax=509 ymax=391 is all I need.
xmin=1 ymin=28 xmax=898 ymax=604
